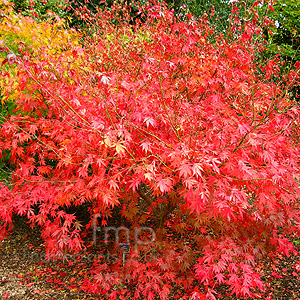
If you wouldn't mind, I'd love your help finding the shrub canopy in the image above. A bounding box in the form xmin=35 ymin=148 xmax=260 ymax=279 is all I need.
xmin=0 ymin=1 xmax=300 ymax=299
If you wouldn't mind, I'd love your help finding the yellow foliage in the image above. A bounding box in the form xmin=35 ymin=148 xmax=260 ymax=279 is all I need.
xmin=0 ymin=0 xmax=82 ymax=104
xmin=0 ymin=0 xmax=80 ymax=53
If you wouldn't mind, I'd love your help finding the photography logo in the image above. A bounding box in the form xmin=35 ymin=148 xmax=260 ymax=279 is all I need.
xmin=92 ymin=213 xmax=156 ymax=252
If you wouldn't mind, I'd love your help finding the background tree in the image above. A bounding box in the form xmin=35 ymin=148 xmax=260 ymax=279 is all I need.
xmin=263 ymin=0 xmax=300 ymax=100
xmin=265 ymin=0 xmax=300 ymax=63
xmin=10 ymin=0 xmax=67 ymax=20
xmin=171 ymin=0 xmax=232 ymax=34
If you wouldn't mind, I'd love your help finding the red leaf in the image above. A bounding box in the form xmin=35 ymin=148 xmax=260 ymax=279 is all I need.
xmin=156 ymin=178 xmax=172 ymax=194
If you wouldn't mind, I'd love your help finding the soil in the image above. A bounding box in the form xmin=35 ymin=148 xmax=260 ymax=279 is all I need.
xmin=1 ymin=215 xmax=300 ymax=300
xmin=0 ymin=215 xmax=100 ymax=300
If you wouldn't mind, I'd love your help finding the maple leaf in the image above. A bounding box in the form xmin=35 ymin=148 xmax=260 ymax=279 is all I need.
xmin=156 ymin=178 xmax=173 ymax=194
xmin=206 ymin=289 xmax=217 ymax=300
xmin=37 ymin=165 xmax=52 ymax=176
xmin=215 ymin=272 xmax=225 ymax=283
xmin=77 ymin=165 xmax=88 ymax=178
xmin=144 ymin=172 xmax=154 ymax=181
xmin=184 ymin=177 xmax=198 ymax=189
xmin=115 ymin=142 xmax=126 ymax=155
xmin=178 ymin=163 xmax=192 ymax=178
xmin=141 ymin=141 xmax=151 ymax=153
xmin=144 ymin=117 xmax=157 ymax=128
xmin=192 ymin=163 xmax=203 ymax=178
xmin=2 ymin=291 xmax=9 ymax=298
xmin=159 ymin=284 xmax=170 ymax=300
xmin=129 ymin=176 xmax=142 ymax=191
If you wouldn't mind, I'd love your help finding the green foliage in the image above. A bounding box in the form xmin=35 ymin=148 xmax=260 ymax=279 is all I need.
xmin=169 ymin=0 xmax=265 ymax=42
xmin=266 ymin=0 xmax=300 ymax=62
xmin=64 ymin=0 xmax=149 ymax=38
xmin=259 ymin=0 xmax=300 ymax=100
xmin=11 ymin=0 xmax=67 ymax=21
xmin=0 ymin=96 xmax=15 ymax=126
xmin=0 ymin=96 xmax=15 ymax=182
xmin=176 ymin=0 xmax=232 ymax=32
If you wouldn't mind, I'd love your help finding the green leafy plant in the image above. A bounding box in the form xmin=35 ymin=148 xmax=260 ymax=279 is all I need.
xmin=10 ymin=0 xmax=67 ymax=21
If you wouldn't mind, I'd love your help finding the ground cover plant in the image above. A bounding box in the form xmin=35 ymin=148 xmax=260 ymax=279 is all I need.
xmin=0 ymin=0 xmax=300 ymax=299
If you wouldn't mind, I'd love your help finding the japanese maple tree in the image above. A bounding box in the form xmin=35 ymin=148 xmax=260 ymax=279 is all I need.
xmin=0 ymin=0 xmax=300 ymax=299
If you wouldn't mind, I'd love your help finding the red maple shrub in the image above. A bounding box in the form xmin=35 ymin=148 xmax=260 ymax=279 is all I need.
xmin=1 ymin=1 xmax=300 ymax=299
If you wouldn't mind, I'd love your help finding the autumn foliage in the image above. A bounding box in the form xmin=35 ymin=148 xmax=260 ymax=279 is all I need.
xmin=1 ymin=0 xmax=300 ymax=299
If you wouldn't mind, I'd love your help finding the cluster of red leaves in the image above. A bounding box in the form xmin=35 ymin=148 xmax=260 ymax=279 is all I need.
xmin=1 ymin=1 xmax=300 ymax=299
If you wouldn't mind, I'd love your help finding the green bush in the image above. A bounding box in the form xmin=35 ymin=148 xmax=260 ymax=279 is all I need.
xmin=11 ymin=0 xmax=67 ymax=21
